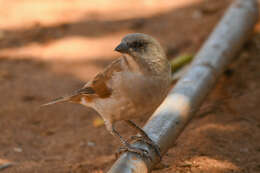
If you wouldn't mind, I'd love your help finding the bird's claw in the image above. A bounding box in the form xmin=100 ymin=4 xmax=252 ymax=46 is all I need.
xmin=129 ymin=135 xmax=162 ymax=161
xmin=116 ymin=144 xmax=152 ymax=161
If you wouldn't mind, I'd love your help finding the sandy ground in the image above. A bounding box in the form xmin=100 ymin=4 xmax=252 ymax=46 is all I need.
xmin=0 ymin=0 xmax=260 ymax=172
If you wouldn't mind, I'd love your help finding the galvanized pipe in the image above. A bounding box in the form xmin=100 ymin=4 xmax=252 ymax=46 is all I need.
xmin=107 ymin=0 xmax=259 ymax=172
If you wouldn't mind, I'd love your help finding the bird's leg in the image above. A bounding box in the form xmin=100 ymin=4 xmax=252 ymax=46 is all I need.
xmin=125 ymin=120 xmax=162 ymax=160
xmin=104 ymin=121 xmax=151 ymax=160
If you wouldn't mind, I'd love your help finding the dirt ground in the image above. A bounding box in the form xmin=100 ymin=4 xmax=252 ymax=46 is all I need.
xmin=0 ymin=0 xmax=260 ymax=172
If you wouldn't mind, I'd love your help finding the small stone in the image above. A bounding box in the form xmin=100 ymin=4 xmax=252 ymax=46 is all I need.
xmin=87 ymin=141 xmax=96 ymax=147
xmin=13 ymin=147 xmax=23 ymax=153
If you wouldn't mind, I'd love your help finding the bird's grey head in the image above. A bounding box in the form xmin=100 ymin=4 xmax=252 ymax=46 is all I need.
xmin=114 ymin=33 xmax=166 ymax=60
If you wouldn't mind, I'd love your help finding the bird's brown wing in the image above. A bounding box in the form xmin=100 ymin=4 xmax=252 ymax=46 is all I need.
xmin=41 ymin=57 xmax=125 ymax=107
xmin=84 ymin=57 xmax=124 ymax=98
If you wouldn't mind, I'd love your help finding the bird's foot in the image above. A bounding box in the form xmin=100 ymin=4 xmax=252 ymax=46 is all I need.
xmin=129 ymin=135 xmax=162 ymax=161
xmin=116 ymin=144 xmax=152 ymax=161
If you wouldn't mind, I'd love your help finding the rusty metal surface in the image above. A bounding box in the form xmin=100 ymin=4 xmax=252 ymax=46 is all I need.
xmin=108 ymin=0 xmax=259 ymax=172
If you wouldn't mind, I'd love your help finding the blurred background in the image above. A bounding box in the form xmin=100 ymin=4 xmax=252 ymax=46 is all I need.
xmin=0 ymin=0 xmax=260 ymax=172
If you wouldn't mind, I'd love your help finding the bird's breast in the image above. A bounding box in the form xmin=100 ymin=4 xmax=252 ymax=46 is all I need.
xmin=90 ymin=66 xmax=171 ymax=122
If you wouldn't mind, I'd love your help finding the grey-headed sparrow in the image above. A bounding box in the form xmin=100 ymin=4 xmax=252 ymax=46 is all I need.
xmin=42 ymin=33 xmax=172 ymax=160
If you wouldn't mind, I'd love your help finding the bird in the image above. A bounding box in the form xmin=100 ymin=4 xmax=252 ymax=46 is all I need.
xmin=42 ymin=33 xmax=172 ymax=160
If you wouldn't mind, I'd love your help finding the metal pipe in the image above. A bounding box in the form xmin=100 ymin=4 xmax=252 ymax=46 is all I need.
xmin=107 ymin=0 xmax=259 ymax=172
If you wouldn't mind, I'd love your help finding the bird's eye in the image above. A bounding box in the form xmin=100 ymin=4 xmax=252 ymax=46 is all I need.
xmin=131 ymin=41 xmax=143 ymax=48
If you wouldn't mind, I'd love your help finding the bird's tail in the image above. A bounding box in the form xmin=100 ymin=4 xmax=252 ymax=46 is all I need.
xmin=40 ymin=96 xmax=70 ymax=107
xmin=40 ymin=87 xmax=95 ymax=107
xmin=40 ymin=95 xmax=79 ymax=107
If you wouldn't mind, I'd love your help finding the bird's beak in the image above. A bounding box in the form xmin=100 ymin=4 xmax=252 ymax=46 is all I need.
xmin=114 ymin=42 xmax=129 ymax=53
